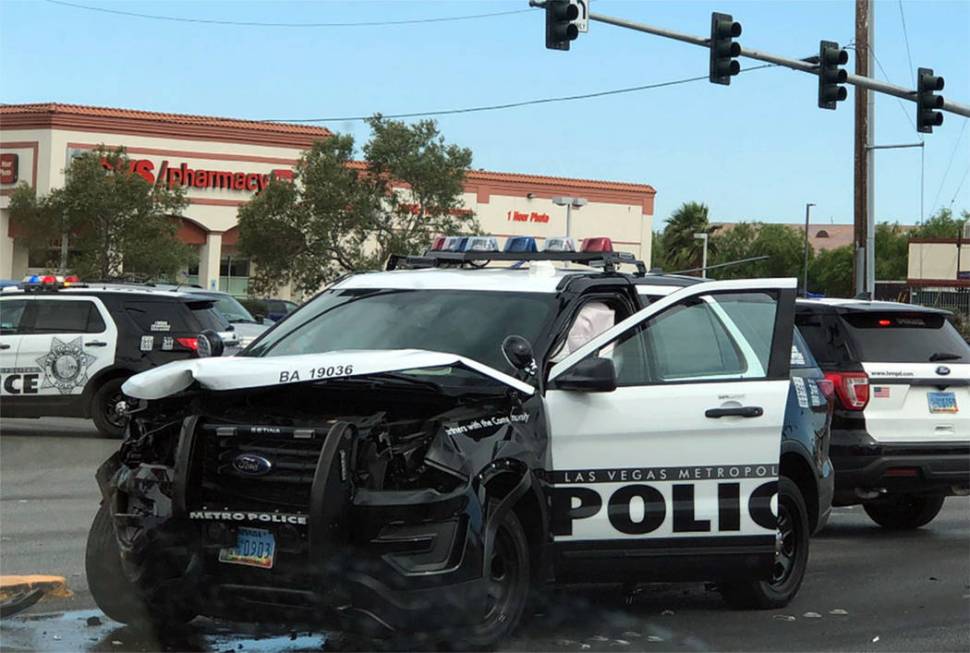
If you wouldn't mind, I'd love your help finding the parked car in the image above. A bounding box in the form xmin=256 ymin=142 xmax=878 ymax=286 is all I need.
xmin=0 ymin=276 xmax=234 ymax=437
xmin=795 ymin=298 xmax=970 ymax=529
xmin=184 ymin=290 xmax=269 ymax=349
xmin=87 ymin=246 xmax=815 ymax=647
xmin=242 ymin=297 xmax=299 ymax=323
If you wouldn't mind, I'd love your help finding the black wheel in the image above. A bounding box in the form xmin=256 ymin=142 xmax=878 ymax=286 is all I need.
xmin=90 ymin=378 xmax=128 ymax=439
xmin=85 ymin=504 xmax=195 ymax=627
xmin=463 ymin=509 xmax=531 ymax=649
xmin=863 ymin=493 xmax=946 ymax=530
xmin=85 ymin=504 xmax=146 ymax=624
xmin=721 ymin=477 xmax=810 ymax=609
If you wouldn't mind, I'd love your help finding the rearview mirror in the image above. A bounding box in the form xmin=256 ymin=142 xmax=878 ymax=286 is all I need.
xmin=555 ymin=357 xmax=617 ymax=393
xmin=502 ymin=335 xmax=536 ymax=372
xmin=197 ymin=329 xmax=225 ymax=358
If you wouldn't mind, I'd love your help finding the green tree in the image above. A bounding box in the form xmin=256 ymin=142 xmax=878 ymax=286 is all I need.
xmin=8 ymin=147 xmax=190 ymax=280
xmin=649 ymin=230 xmax=666 ymax=271
xmin=662 ymin=201 xmax=713 ymax=272
xmin=809 ymin=245 xmax=854 ymax=297
xmin=710 ymin=222 xmax=809 ymax=281
xmin=875 ymin=222 xmax=908 ymax=280
xmin=239 ymin=116 xmax=477 ymax=295
xmin=912 ymin=207 xmax=970 ymax=239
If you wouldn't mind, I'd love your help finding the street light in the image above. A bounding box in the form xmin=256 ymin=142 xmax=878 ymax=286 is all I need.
xmin=803 ymin=203 xmax=815 ymax=294
xmin=552 ymin=196 xmax=588 ymax=238
xmin=693 ymin=232 xmax=709 ymax=278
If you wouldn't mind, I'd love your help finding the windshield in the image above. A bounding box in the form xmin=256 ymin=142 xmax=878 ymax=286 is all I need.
xmin=244 ymin=288 xmax=557 ymax=373
xmin=208 ymin=294 xmax=257 ymax=324
xmin=842 ymin=311 xmax=970 ymax=364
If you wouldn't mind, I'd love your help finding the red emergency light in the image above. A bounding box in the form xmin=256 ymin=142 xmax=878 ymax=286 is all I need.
xmin=581 ymin=237 xmax=614 ymax=252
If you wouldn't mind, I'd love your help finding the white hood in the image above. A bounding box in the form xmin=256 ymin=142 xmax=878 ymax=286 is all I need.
xmin=122 ymin=349 xmax=535 ymax=399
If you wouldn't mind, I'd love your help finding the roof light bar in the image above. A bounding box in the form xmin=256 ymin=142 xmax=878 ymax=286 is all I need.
xmin=544 ymin=237 xmax=576 ymax=252
xmin=504 ymin=237 xmax=539 ymax=253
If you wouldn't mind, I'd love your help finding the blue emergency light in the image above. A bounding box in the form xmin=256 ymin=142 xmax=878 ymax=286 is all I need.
xmin=504 ymin=237 xmax=539 ymax=253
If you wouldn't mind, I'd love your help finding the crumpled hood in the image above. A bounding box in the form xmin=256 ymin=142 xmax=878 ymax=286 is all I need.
xmin=122 ymin=348 xmax=535 ymax=400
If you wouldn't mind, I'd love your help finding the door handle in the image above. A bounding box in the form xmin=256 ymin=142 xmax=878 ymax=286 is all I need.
xmin=84 ymin=341 xmax=108 ymax=348
xmin=705 ymin=406 xmax=764 ymax=418
xmin=0 ymin=344 xmax=10 ymax=350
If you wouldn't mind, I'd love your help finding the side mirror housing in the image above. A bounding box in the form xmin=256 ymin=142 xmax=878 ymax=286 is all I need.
xmin=197 ymin=329 xmax=225 ymax=358
xmin=502 ymin=335 xmax=536 ymax=372
xmin=554 ymin=357 xmax=617 ymax=393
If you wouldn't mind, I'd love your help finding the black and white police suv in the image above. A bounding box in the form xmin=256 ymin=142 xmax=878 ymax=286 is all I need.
xmin=86 ymin=243 xmax=813 ymax=647
xmin=0 ymin=276 xmax=237 ymax=437
xmin=795 ymin=298 xmax=970 ymax=529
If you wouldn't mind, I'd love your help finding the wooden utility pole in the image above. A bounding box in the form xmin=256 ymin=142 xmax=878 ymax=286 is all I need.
xmin=854 ymin=0 xmax=874 ymax=296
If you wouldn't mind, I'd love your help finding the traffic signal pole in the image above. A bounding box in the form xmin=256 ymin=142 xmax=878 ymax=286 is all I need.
xmin=854 ymin=0 xmax=875 ymax=298
xmin=577 ymin=8 xmax=970 ymax=118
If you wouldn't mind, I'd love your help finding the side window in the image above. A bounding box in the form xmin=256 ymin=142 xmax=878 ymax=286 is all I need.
xmin=0 ymin=300 xmax=28 ymax=335
xmin=29 ymin=300 xmax=106 ymax=334
xmin=581 ymin=292 xmax=779 ymax=385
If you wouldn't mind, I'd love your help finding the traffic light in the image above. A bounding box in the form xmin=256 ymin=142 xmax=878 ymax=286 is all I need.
xmin=545 ymin=0 xmax=580 ymax=51
xmin=916 ymin=67 xmax=945 ymax=133
xmin=818 ymin=40 xmax=848 ymax=110
xmin=709 ymin=12 xmax=742 ymax=85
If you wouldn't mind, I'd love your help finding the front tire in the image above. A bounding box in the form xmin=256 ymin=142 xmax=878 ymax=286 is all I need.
xmin=85 ymin=504 xmax=195 ymax=627
xmin=85 ymin=504 xmax=146 ymax=624
xmin=90 ymin=378 xmax=128 ymax=439
xmin=720 ymin=477 xmax=810 ymax=609
xmin=863 ymin=493 xmax=946 ymax=530
xmin=463 ymin=509 xmax=532 ymax=649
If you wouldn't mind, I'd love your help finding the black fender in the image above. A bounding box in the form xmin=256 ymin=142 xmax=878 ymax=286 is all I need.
xmin=478 ymin=460 xmax=549 ymax=582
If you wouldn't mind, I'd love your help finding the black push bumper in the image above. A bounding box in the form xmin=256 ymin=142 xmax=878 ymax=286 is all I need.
xmin=830 ymin=429 xmax=970 ymax=504
xmin=100 ymin=419 xmax=493 ymax=635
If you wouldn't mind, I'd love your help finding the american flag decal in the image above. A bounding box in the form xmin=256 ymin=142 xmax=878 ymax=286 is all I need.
xmin=874 ymin=387 xmax=890 ymax=398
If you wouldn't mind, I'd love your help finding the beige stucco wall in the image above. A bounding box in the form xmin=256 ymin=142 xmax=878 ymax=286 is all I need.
xmin=907 ymin=242 xmax=970 ymax=280
xmin=1 ymin=126 xmax=653 ymax=290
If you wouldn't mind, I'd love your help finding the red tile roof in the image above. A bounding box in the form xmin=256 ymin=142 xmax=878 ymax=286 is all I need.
xmin=1 ymin=102 xmax=331 ymax=148
xmin=465 ymin=169 xmax=655 ymax=195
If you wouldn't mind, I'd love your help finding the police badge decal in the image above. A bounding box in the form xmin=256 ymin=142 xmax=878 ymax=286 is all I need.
xmin=35 ymin=337 xmax=96 ymax=394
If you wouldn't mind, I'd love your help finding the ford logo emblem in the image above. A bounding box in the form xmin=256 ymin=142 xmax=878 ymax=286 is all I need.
xmin=936 ymin=365 xmax=951 ymax=376
xmin=233 ymin=454 xmax=273 ymax=476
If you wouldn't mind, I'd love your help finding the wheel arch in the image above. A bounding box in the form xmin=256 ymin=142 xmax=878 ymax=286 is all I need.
xmin=780 ymin=446 xmax=820 ymax=533
xmin=481 ymin=464 xmax=549 ymax=584
xmin=81 ymin=366 xmax=137 ymax=417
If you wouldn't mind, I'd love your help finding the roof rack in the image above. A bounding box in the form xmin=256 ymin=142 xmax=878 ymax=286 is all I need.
xmin=386 ymin=250 xmax=647 ymax=275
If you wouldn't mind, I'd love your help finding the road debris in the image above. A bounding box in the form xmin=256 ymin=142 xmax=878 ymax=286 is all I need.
xmin=803 ymin=612 xmax=822 ymax=618
xmin=829 ymin=609 xmax=848 ymax=615
xmin=646 ymin=635 xmax=664 ymax=643
xmin=661 ymin=609 xmax=675 ymax=616
xmin=773 ymin=614 xmax=797 ymax=622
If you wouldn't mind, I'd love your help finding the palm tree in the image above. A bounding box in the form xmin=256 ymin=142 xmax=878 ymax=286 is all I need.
xmin=662 ymin=201 xmax=714 ymax=273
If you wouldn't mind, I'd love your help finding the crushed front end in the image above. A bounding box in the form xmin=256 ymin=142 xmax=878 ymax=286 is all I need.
xmin=96 ymin=367 xmax=546 ymax=635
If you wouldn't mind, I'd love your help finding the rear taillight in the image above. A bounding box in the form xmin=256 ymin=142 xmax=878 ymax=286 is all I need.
xmin=824 ymin=371 xmax=869 ymax=410
xmin=816 ymin=378 xmax=835 ymax=401
xmin=175 ymin=337 xmax=199 ymax=352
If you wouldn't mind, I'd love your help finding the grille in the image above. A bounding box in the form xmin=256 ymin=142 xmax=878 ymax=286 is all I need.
xmin=197 ymin=422 xmax=332 ymax=511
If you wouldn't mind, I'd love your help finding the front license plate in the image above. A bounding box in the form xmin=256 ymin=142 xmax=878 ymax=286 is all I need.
xmin=928 ymin=391 xmax=958 ymax=414
xmin=219 ymin=527 xmax=275 ymax=569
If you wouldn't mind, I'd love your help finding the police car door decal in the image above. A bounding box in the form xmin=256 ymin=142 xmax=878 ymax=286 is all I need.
xmin=546 ymin=279 xmax=795 ymax=544
xmin=8 ymin=298 xmax=117 ymax=397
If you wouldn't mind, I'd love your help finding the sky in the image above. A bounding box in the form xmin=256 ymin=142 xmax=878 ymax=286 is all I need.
xmin=1 ymin=0 xmax=968 ymax=228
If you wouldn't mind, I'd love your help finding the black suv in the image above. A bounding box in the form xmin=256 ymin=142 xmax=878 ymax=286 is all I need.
xmin=0 ymin=281 xmax=234 ymax=437
xmin=795 ymin=298 xmax=970 ymax=529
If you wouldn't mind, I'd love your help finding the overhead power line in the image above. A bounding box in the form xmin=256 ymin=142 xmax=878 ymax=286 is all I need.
xmin=897 ymin=1 xmax=916 ymax=88
xmin=931 ymin=118 xmax=968 ymax=210
xmin=44 ymin=0 xmax=531 ymax=27
xmin=264 ymin=64 xmax=776 ymax=123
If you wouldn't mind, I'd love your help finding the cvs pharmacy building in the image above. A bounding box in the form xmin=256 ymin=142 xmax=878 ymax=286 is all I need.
xmin=1 ymin=103 xmax=656 ymax=297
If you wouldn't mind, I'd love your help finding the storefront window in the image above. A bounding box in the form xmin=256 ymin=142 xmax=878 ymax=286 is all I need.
xmin=218 ymin=255 xmax=250 ymax=297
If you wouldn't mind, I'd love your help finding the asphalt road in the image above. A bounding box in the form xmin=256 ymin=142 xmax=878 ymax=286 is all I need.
xmin=1 ymin=418 xmax=968 ymax=652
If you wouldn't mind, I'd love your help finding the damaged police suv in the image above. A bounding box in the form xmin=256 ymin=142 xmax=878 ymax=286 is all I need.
xmin=87 ymin=249 xmax=809 ymax=647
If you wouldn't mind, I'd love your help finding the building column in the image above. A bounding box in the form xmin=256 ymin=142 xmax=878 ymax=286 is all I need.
xmin=198 ymin=232 xmax=222 ymax=291
xmin=0 ymin=211 xmax=14 ymax=279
